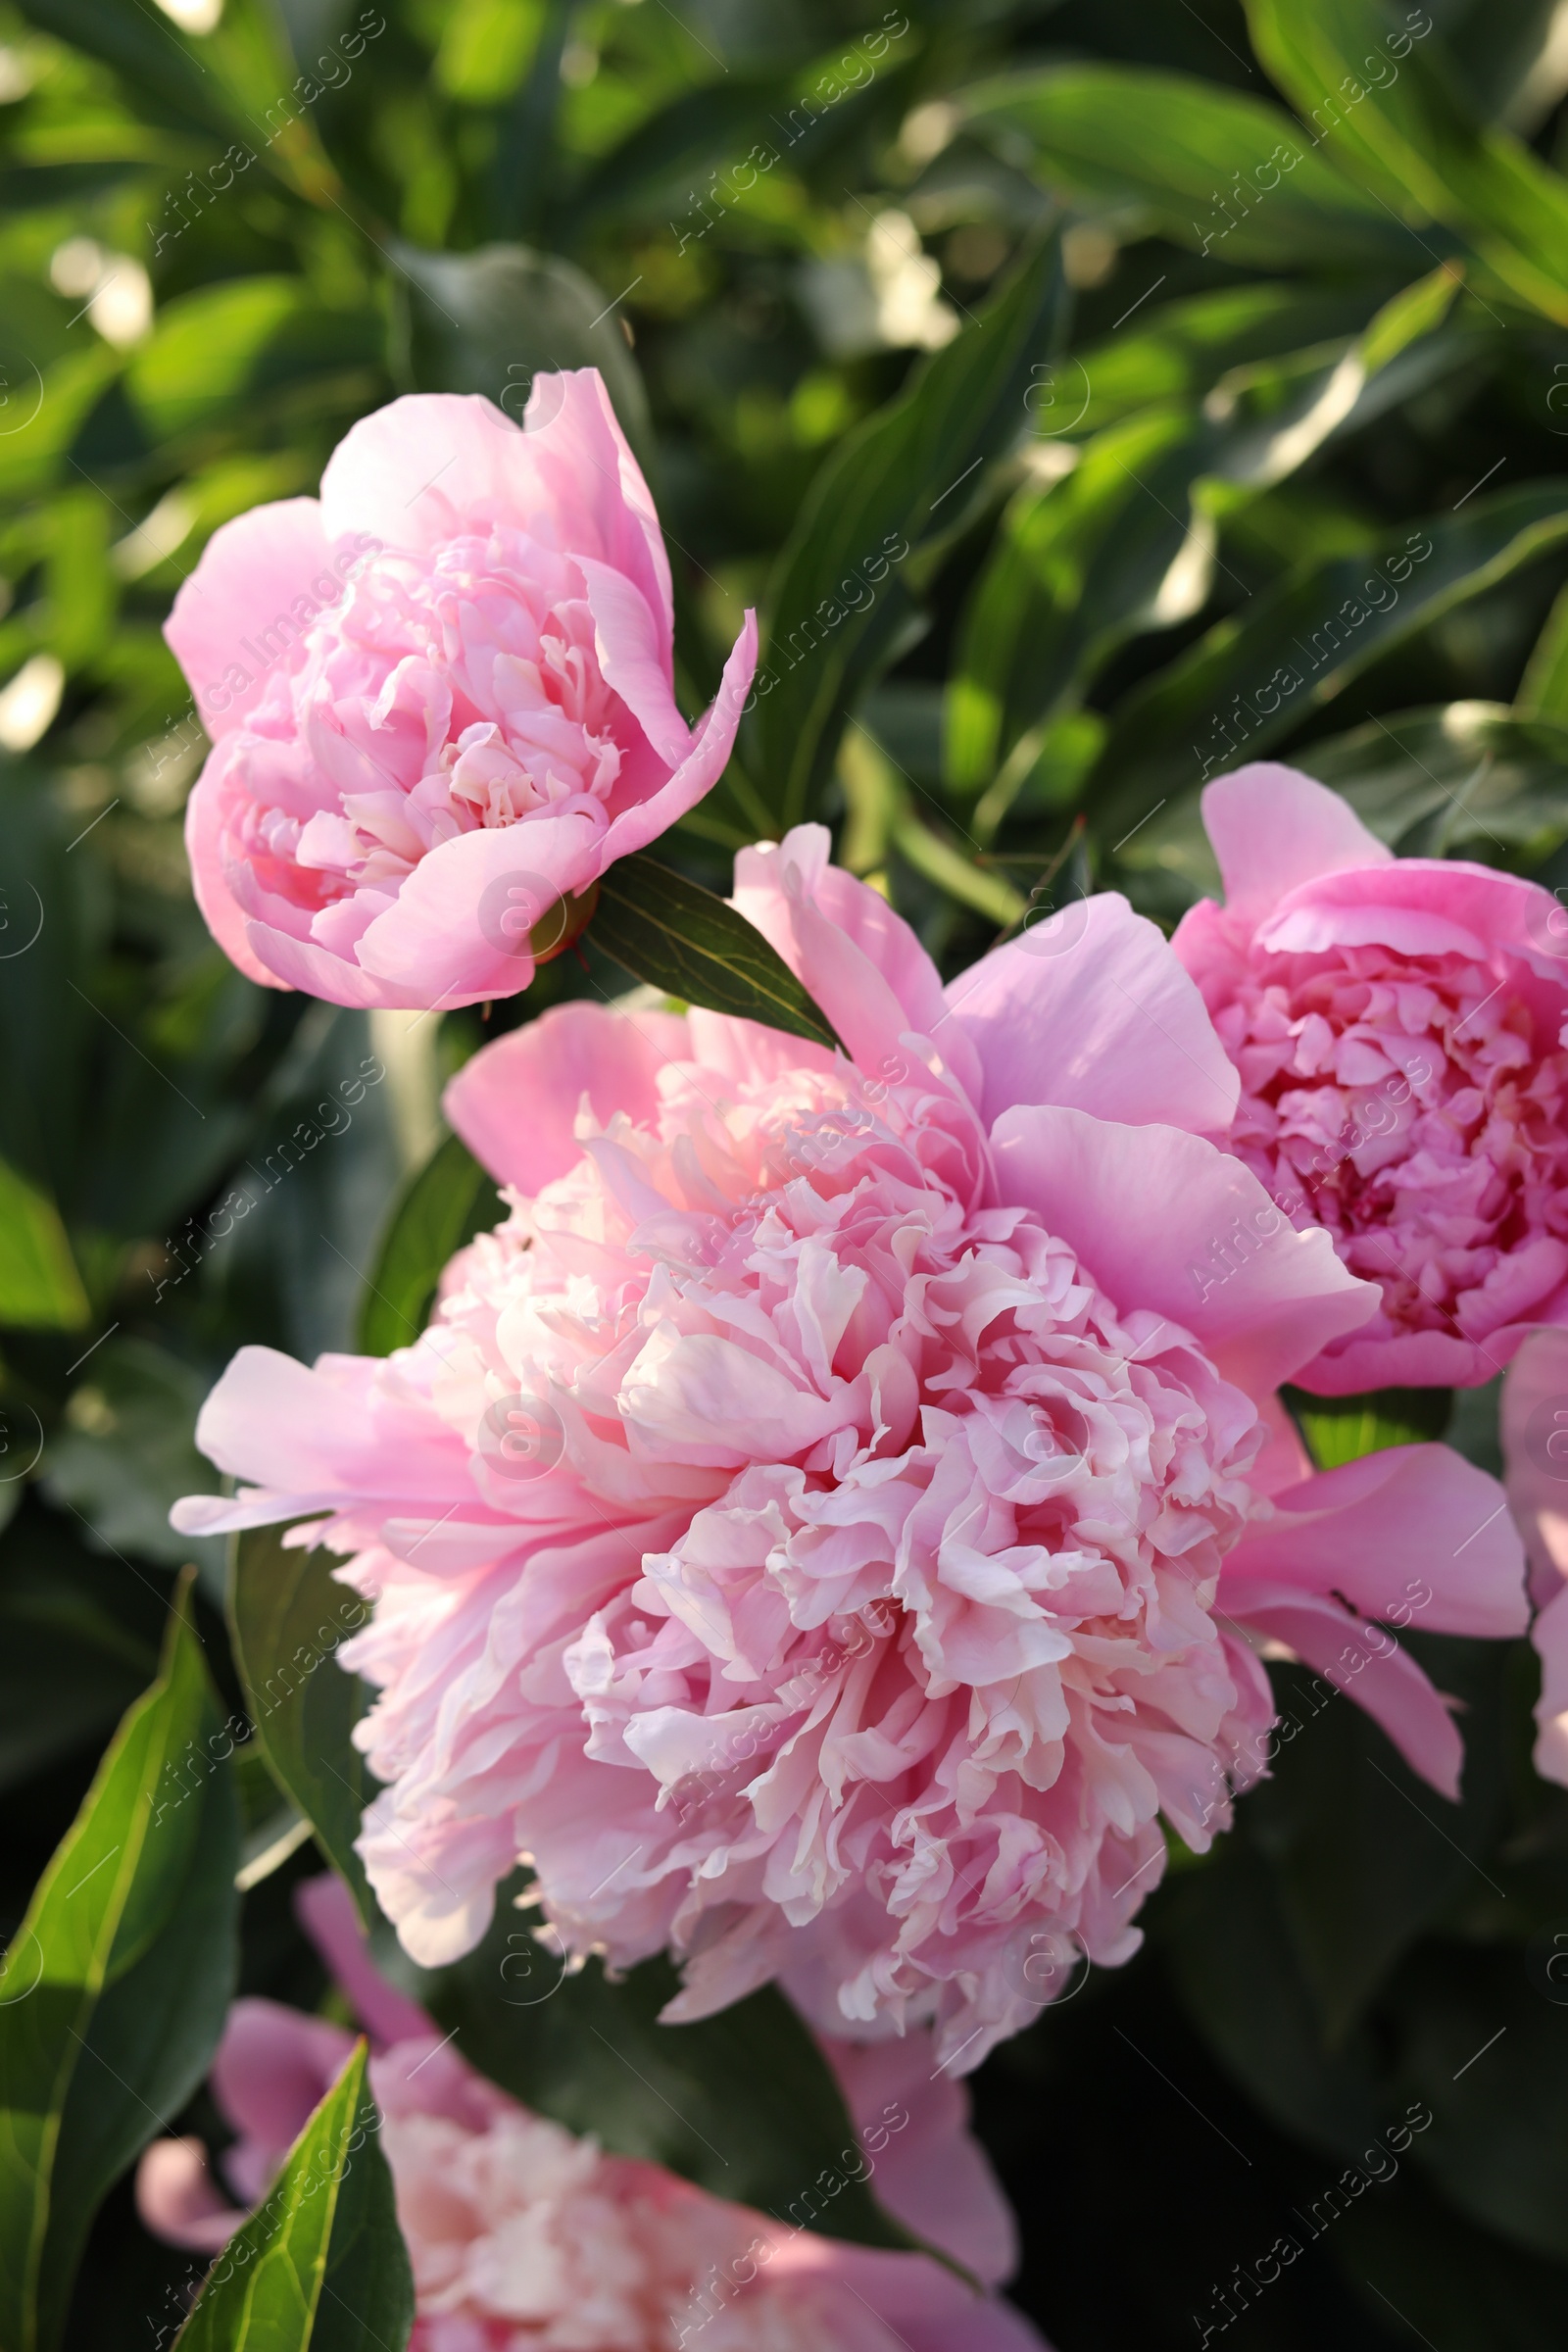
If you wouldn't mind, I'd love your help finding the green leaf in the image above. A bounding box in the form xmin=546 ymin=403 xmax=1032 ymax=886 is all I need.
xmin=42 ymin=1337 xmax=226 ymax=1586
xmin=961 ymin=64 xmax=1413 ymax=268
xmin=1286 ymin=1385 xmax=1454 ymax=1468
xmin=388 ymin=241 xmax=652 ymax=461
xmin=1161 ymin=1842 xmax=1387 ymax=2158
xmin=396 ymin=1874 xmax=928 ymax=2257
xmin=0 ymin=1155 xmax=87 ymax=1330
xmin=1515 ymin=576 xmax=1568 ymax=718
xmin=0 ymin=1502 xmax=165 ymax=1796
xmin=1245 ymin=0 xmax=1568 ymax=323
xmin=127 ymin=280 xmax=381 ymax=443
xmin=0 ymin=1572 xmax=239 ymax=2352
xmin=1393 ymin=1942 xmax=1568 ymax=2261
xmin=1089 ymin=481 xmax=1568 ymax=832
xmin=1296 ymin=701 xmax=1568 ymax=855
xmin=593 ymin=853 xmax=844 ymax=1051
xmin=1064 ymin=284 xmax=1379 ymax=439
xmin=229 ymin=1522 xmax=377 ymax=1926
xmin=174 ymin=2040 xmax=414 ymax=2352
xmin=750 ymin=235 xmax=1070 ymax=831
xmin=947 ymin=407 xmax=1208 ymax=797
xmin=1247 ymin=1647 xmax=1508 ymax=2046
xmin=359 ymin=1132 xmax=501 ymax=1357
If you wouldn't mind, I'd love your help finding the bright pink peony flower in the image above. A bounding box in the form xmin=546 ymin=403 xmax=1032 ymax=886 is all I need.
xmin=175 ymin=833 xmax=1527 ymax=2066
xmin=137 ymin=1876 xmax=1046 ymax=2352
xmin=1500 ymin=1328 xmax=1568 ymax=1785
xmin=165 ymin=369 xmax=757 ymax=1009
xmin=1172 ymin=762 xmax=1568 ymax=1392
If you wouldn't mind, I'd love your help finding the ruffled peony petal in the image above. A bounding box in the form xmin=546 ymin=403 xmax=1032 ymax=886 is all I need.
xmin=445 ymin=999 xmax=691 ymax=1194
xmin=1173 ymin=764 xmax=1568 ymax=1392
xmin=991 ymin=1103 xmax=1375 ymax=1395
xmin=943 ymin=892 xmax=1238 ymax=1139
xmin=165 ymin=496 xmax=340 ymax=738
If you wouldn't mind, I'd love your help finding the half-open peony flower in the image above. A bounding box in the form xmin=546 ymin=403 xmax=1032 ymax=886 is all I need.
xmin=137 ymin=1876 xmax=1046 ymax=2352
xmin=1172 ymin=762 xmax=1568 ymax=1392
xmin=1500 ymin=1327 xmax=1568 ymax=1786
xmin=174 ymin=833 xmax=1527 ymax=2067
xmin=165 ymin=369 xmax=757 ymax=1009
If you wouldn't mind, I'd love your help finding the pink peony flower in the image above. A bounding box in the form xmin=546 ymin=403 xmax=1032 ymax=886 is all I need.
xmin=1500 ymin=1327 xmax=1568 ymax=1785
xmin=137 ymin=1877 xmax=1047 ymax=2352
xmin=165 ymin=369 xmax=757 ymax=1009
xmin=1172 ymin=762 xmax=1568 ymax=1392
xmin=175 ymin=833 xmax=1527 ymax=2067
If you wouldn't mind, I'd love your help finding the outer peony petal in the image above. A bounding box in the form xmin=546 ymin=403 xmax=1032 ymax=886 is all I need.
xmin=1225 ymin=1445 xmax=1529 ymax=1638
xmin=1296 ymin=1319 xmax=1544 ymax=1397
xmin=991 ymin=1103 xmax=1375 ymax=1395
xmin=1257 ymin=857 xmax=1539 ymax=962
xmin=185 ymin=758 xmax=288 ymax=992
xmin=598 ymin=607 xmax=759 ymax=861
xmin=164 ymin=496 xmax=336 ymax=738
xmin=942 ymin=891 xmax=1239 ymax=1138
xmin=293 ymin=1874 xmax=433 ymax=2048
xmin=1501 ymin=1327 xmax=1568 ymax=1600
xmin=445 ymin=999 xmax=691 ymax=1195
xmin=1221 ymin=1579 xmax=1464 ymax=1797
xmin=1531 ymin=1584 xmax=1568 ymax=1785
xmin=352 ymin=808 xmax=606 ymax=1006
xmin=1199 ymin=760 xmax=1389 ymax=923
xmin=185 ymin=1345 xmax=468 ymax=1507
xmin=210 ymin=1998 xmax=357 ymax=2177
xmin=822 ymin=2034 xmax=1016 ymax=2287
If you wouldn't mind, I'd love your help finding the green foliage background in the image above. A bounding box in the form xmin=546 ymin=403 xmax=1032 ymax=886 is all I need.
xmin=4 ymin=0 xmax=1568 ymax=2343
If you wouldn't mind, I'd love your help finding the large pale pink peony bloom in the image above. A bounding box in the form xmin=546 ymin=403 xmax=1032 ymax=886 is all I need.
xmin=165 ymin=369 xmax=757 ymax=1009
xmin=1172 ymin=762 xmax=1568 ymax=1392
xmin=175 ymin=832 xmax=1527 ymax=2066
xmin=137 ymin=1877 xmax=1046 ymax=2352
xmin=1500 ymin=1328 xmax=1568 ymax=1785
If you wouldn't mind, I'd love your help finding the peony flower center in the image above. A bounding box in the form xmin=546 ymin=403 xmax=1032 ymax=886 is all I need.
xmin=1219 ymin=948 xmax=1568 ymax=1338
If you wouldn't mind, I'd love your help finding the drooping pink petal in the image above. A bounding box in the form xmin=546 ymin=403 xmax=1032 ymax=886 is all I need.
xmin=446 ymin=998 xmax=691 ymax=1194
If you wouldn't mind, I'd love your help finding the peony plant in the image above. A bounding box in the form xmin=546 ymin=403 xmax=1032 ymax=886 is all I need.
xmin=174 ymin=833 xmax=1526 ymax=2073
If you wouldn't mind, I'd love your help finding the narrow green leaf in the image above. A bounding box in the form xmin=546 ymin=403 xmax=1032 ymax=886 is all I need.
xmin=403 ymin=1879 xmax=927 ymax=2258
xmin=0 ymin=1155 xmax=88 ymax=1330
xmin=1246 ymin=0 xmax=1568 ymax=322
xmin=961 ymin=64 xmax=1412 ymax=268
xmin=175 ymin=2041 xmax=414 ymax=2352
xmin=1089 ymin=481 xmax=1568 ymax=830
xmin=229 ymin=1523 xmax=377 ymax=1926
xmin=947 ymin=407 xmax=1207 ymax=795
xmin=1298 ymin=701 xmax=1568 ymax=854
xmin=751 ymin=236 xmax=1070 ymax=830
xmin=1285 ymin=1385 xmax=1454 ymax=1468
xmin=0 ymin=1573 xmax=239 ymax=2352
xmin=1515 ymin=576 xmax=1568 ymax=719
xmin=593 ymin=854 xmax=844 ymax=1051
xmin=359 ymin=1131 xmax=501 ymax=1357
